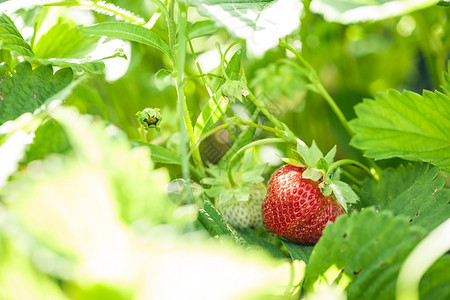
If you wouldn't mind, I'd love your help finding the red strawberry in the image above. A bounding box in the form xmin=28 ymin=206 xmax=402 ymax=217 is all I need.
xmin=262 ymin=164 xmax=345 ymax=245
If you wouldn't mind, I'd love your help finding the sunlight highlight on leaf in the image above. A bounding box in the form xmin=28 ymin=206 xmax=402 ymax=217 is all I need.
xmin=189 ymin=0 xmax=303 ymax=56
xmin=310 ymin=0 xmax=439 ymax=24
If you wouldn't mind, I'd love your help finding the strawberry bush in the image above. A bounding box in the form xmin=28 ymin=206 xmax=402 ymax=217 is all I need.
xmin=0 ymin=0 xmax=449 ymax=299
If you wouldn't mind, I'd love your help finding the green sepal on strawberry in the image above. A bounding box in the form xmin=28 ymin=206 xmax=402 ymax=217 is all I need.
xmin=262 ymin=139 xmax=359 ymax=245
xmin=201 ymin=153 xmax=267 ymax=229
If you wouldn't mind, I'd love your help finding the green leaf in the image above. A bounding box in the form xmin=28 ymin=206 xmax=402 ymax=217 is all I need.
xmin=324 ymin=145 xmax=337 ymax=165
xmin=33 ymin=19 xmax=99 ymax=58
xmin=304 ymin=209 xmax=425 ymax=299
xmin=296 ymin=140 xmax=324 ymax=167
xmin=188 ymin=0 xmax=302 ymax=55
xmin=238 ymin=228 xmax=287 ymax=259
xmin=188 ymin=20 xmax=218 ymax=39
xmin=198 ymin=200 xmax=248 ymax=246
xmin=131 ymin=140 xmax=193 ymax=166
xmin=193 ymin=49 xmax=241 ymax=139
xmin=358 ymin=163 xmax=429 ymax=209
xmin=0 ymin=62 xmax=73 ymax=125
xmin=349 ymin=90 xmax=450 ymax=174
xmin=0 ymin=13 xmax=34 ymax=57
xmin=419 ymin=255 xmax=450 ymax=300
xmin=281 ymin=240 xmax=314 ymax=264
xmin=359 ymin=163 xmax=450 ymax=234
xmin=310 ymin=0 xmax=439 ymax=24
xmin=26 ymin=56 xmax=105 ymax=74
xmin=330 ymin=180 xmax=359 ymax=211
xmin=24 ymin=119 xmax=71 ymax=163
xmin=80 ymin=22 xmax=171 ymax=60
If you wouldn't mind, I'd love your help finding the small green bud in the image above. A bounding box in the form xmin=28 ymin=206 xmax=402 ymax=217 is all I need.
xmin=136 ymin=108 xmax=162 ymax=131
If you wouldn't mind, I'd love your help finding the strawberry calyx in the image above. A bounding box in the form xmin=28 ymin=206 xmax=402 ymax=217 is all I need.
xmin=281 ymin=139 xmax=359 ymax=211
xmin=201 ymin=152 xmax=267 ymax=206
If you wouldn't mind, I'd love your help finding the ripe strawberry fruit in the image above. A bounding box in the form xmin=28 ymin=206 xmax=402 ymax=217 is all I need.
xmin=262 ymin=164 xmax=344 ymax=245
xmin=217 ymin=182 xmax=266 ymax=229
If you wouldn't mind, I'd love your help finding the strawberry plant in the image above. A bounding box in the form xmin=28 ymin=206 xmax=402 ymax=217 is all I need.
xmin=0 ymin=0 xmax=449 ymax=299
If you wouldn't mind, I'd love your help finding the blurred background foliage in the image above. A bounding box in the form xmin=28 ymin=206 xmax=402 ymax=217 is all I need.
xmin=51 ymin=1 xmax=449 ymax=174
xmin=0 ymin=0 xmax=449 ymax=299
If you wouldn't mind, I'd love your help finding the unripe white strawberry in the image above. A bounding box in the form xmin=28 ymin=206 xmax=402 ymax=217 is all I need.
xmin=217 ymin=183 xmax=266 ymax=229
xmin=201 ymin=153 xmax=268 ymax=229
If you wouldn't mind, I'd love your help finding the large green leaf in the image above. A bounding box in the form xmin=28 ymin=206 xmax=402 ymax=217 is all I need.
xmin=33 ymin=19 xmax=99 ymax=59
xmin=0 ymin=13 xmax=34 ymax=57
xmin=188 ymin=0 xmax=302 ymax=55
xmin=304 ymin=209 xmax=425 ymax=300
xmin=310 ymin=0 xmax=439 ymax=24
xmin=357 ymin=163 xmax=431 ymax=209
xmin=359 ymin=163 xmax=450 ymax=234
xmin=0 ymin=62 xmax=73 ymax=125
xmin=80 ymin=22 xmax=171 ymax=59
xmin=349 ymin=90 xmax=450 ymax=174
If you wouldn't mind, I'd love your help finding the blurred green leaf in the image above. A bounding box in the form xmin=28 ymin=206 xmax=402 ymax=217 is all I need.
xmin=188 ymin=20 xmax=218 ymax=39
xmin=33 ymin=19 xmax=99 ymax=59
xmin=4 ymin=107 xmax=176 ymax=257
xmin=281 ymin=240 xmax=314 ymax=264
xmin=310 ymin=0 xmax=439 ymax=24
xmin=80 ymin=22 xmax=171 ymax=60
xmin=237 ymin=228 xmax=287 ymax=259
xmin=349 ymin=90 xmax=450 ymax=174
xmin=24 ymin=119 xmax=71 ymax=163
xmin=0 ymin=241 xmax=69 ymax=300
xmin=188 ymin=0 xmax=302 ymax=55
xmin=132 ymin=141 xmax=181 ymax=165
xmin=0 ymin=62 xmax=73 ymax=125
xmin=0 ymin=13 xmax=34 ymax=57
xmin=437 ymin=0 xmax=450 ymax=6
xmin=44 ymin=0 xmax=145 ymax=25
xmin=304 ymin=209 xmax=425 ymax=299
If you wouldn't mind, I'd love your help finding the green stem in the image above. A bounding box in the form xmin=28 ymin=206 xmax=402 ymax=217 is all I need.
xmin=280 ymin=41 xmax=382 ymax=177
xmin=167 ymin=0 xmax=177 ymax=52
xmin=169 ymin=1 xmax=205 ymax=178
xmin=329 ymin=159 xmax=378 ymax=181
xmin=279 ymin=41 xmax=353 ymax=136
xmin=413 ymin=12 xmax=445 ymax=90
xmin=246 ymin=92 xmax=297 ymax=143
xmin=227 ymin=138 xmax=285 ymax=186
xmin=148 ymin=0 xmax=170 ymax=23
xmin=188 ymin=120 xmax=287 ymax=159
xmin=188 ymin=40 xmax=236 ymax=141
xmin=340 ymin=169 xmax=363 ymax=186
xmin=171 ymin=0 xmax=191 ymax=185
